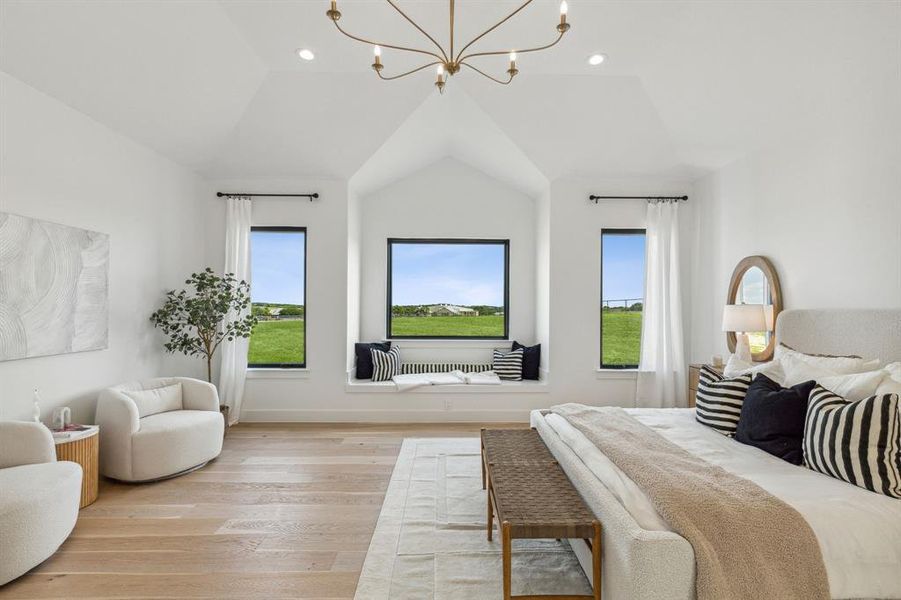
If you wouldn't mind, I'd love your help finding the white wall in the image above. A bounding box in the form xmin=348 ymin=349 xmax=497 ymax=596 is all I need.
xmin=689 ymin=69 xmax=901 ymax=363
xmin=200 ymin=166 xmax=696 ymax=422
xmin=201 ymin=166 xmax=558 ymax=422
xmin=0 ymin=72 xmax=205 ymax=422
xmin=358 ymin=158 xmax=536 ymax=363
xmin=535 ymin=186 xmax=551 ymax=373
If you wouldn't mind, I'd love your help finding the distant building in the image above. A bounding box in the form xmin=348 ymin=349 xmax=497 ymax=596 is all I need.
xmin=427 ymin=304 xmax=478 ymax=317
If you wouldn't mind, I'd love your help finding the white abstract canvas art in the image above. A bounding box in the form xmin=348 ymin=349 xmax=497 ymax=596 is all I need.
xmin=0 ymin=212 xmax=109 ymax=361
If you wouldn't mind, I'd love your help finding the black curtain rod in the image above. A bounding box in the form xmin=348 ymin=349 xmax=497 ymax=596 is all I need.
xmin=589 ymin=195 xmax=687 ymax=204
xmin=217 ymin=192 xmax=319 ymax=201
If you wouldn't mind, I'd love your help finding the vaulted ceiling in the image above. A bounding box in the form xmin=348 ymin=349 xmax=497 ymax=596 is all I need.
xmin=2 ymin=0 xmax=897 ymax=187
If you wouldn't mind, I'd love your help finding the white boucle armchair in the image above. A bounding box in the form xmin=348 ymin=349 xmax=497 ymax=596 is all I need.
xmin=95 ymin=377 xmax=224 ymax=482
xmin=0 ymin=421 xmax=82 ymax=585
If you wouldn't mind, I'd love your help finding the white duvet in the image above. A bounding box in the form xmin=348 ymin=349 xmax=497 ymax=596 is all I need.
xmin=545 ymin=408 xmax=901 ymax=600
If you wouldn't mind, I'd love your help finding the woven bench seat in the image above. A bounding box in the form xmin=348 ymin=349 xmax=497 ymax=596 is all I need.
xmin=481 ymin=428 xmax=602 ymax=600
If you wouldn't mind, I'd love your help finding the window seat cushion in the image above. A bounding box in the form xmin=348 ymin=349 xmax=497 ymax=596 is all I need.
xmin=399 ymin=362 xmax=492 ymax=375
xmin=346 ymin=373 xmax=548 ymax=393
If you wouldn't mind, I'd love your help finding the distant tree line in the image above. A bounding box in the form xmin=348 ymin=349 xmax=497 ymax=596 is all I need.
xmin=391 ymin=304 xmax=503 ymax=317
xmin=602 ymin=302 xmax=643 ymax=312
xmin=253 ymin=303 xmax=304 ymax=319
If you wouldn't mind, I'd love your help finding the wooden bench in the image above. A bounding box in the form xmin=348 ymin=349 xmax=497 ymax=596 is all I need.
xmin=481 ymin=428 xmax=602 ymax=600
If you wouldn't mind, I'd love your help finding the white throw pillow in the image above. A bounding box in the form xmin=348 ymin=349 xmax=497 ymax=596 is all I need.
xmin=123 ymin=383 xmax=183 ymax=418
xmin=876 ymin=362 xmax=901 ymax=397
xmin=724 ymin=354 xmax=786 ymax=385
xmin=817 ymin=370 xmax=887 ymax=402
xmin=881 ymin=361 xmax=900 ymax=382
xmin=775 ymin=343 xmax=880 ymax=375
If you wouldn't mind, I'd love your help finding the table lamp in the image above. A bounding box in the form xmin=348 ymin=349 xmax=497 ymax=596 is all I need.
xmin=722 ymin=304 xmax=767 ymax=362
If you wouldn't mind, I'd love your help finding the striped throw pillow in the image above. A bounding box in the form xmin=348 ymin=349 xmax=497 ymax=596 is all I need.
xmin=371 ymin=346 xmax=401 ymax=382
xmin=803 ymin=385 xmax=901 ymax=498
xmin=493 ymin=348 xmax=524 ymax=381
xmin=694 ymin=366 xmax=752 ymax=436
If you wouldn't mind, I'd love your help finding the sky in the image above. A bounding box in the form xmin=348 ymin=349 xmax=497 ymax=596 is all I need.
xmin=391 ymin=243 xmax=505 ymax=306
xmin=602 ymin=233 xmax=646 ymax=304
xmin=250 ymin=234 xmax=645 ymax=308
xmin=736 ymin=266 xmax=769 ymax=303
xmin=251 ymin=230 xmax=305 ymax=304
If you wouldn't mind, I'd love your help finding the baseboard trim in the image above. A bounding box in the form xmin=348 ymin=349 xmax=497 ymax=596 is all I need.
xmin=238 ymin=408 xmax=535 ymax=423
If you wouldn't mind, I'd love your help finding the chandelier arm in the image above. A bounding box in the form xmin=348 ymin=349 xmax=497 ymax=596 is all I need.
xmin=459 ymin=30 xmax=564 ymax=62
xmin=453 ymin=0 xmax=536 ymax=62
xmin=460 ymin=62 xmax=513 ymax=85
xmin=331 ymin=19 xmax=444 ymax=61
xmin=376 ymin=61 xmax=442 ymax=81
xmin=385 ymin=0 xmax=449 ymax=62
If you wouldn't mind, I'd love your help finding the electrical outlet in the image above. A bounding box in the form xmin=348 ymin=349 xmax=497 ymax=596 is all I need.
xmin=444 ymin=398 xmax=453 ymax=411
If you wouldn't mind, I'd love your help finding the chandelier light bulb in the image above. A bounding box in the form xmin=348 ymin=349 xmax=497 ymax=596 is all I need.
xmin=560 ymin=1 xmax=568 ymax=15
xmin=371 ymin=44 xmax=383 ymax=71
xmin=509 ymin=51 xmax=517 ymax=62
xmin=437 ymin=64 xmax=444 ymax=77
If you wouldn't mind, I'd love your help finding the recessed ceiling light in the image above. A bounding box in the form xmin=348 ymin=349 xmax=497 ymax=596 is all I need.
xmin=297 ymin=48 xmax=315 ymax=61
xmin=587 ymin=53 xmax=606 ymax=66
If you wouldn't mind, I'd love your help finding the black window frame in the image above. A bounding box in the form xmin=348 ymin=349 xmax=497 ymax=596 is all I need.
xmin=386 ymin=238 xmax=510 ymax=340
xmin=600 ymin=228 xmax=646 ymax=369
xmin=248 ymin=226 xmax=308 ymax=369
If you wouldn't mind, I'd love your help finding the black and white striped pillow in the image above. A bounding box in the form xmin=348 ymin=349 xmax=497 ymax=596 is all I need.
xmin=371 ymin=346 xmax=401 ymax=382
xmin=400 ymin=363 xmax=493 ymax=375
xmin=492 ymin=348 xmax=523 ymax=381
xmin=694 ymin=366 xmax=752 ymax=436
xmin=803 ymin=385 xmax=900 ymax=498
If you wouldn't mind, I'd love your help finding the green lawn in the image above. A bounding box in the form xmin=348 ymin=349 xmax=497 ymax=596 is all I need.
xmin=248 ymin=319 xmax=305 ymax=365
xmin=248 ymin=313 xmax=640 ymax=367
xmin=602 ymin=311 xmax=643 ymax=367
xmin=390 ymin=315 xmax=505 ymax=337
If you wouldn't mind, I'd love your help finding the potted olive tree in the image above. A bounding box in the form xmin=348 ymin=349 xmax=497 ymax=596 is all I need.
xmin=150 ymin=268 xmax=257 ymax=383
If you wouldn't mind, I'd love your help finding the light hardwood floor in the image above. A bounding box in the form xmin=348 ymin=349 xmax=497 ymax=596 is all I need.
xmin=1 ymin=422 xmax=525 ymax=599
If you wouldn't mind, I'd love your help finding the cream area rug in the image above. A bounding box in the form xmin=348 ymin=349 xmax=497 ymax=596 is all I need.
xmin=354 ymin=438 xmax=592 ymax=599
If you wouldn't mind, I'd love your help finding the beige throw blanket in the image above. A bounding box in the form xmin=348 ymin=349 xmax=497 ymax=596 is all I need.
xmin=552 ymin=403 xmax=830 ymax=600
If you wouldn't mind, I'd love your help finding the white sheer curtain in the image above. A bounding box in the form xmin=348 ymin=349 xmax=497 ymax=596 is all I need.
xmin=635 ymin=200 xmax=687 ymax=408
xmin=218 ymin=195 xmax=252 ymax=425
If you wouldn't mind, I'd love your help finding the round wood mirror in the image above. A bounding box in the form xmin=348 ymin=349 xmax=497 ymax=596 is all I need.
xmin=726 ymin=256 xmax=782 ymax=361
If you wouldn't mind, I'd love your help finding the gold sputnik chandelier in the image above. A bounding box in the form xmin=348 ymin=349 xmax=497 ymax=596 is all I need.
xmin=326 ymin=0 xmax=571 ymax=93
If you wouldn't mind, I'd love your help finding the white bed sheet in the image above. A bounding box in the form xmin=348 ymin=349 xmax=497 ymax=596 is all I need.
xmin=546 ymin=407 xmax=901 ymax=600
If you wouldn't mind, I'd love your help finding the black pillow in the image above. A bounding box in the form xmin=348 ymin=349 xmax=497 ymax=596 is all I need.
xmin=734 ymin=374 xmax=816 ymax=465
xmin=354 ymin=342 xmax=391 ymax=379
xmin=511 ymin=341 xmax=541 ymax=380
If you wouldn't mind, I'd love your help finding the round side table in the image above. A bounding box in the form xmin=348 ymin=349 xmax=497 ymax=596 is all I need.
xmin=54 ymin=427 xmax=100 ymax=508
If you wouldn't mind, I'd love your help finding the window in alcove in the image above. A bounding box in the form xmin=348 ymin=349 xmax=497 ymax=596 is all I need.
xmin=387 ymin=239 xmax=509 ymax=339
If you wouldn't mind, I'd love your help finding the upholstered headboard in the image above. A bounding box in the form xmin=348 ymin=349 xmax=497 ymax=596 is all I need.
xmin=775 ymin=309 xmax=901 ymax=363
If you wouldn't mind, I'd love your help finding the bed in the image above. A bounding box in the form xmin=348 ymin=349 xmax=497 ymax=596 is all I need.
xmin=531 ymin=309 xmax=901 ymax=600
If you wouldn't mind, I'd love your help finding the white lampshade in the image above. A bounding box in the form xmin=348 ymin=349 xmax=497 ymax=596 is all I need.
xmin=722 ymin=304 xmax=767 ymax=333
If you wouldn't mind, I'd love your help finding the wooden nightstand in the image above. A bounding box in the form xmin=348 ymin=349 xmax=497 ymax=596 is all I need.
xmin=688 ymin=363 xmax=723 ymax=408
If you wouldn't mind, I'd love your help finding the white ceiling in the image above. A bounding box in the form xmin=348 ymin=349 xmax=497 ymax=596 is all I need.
xmin=1 ymin=0 xmax=898 ymax=187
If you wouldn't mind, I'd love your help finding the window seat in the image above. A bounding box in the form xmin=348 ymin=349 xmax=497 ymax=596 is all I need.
xmin=345 ymin=372 xmax=549 ymax=394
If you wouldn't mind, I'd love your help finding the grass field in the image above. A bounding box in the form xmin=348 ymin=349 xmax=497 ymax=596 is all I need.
xmin=247 ymin=313 xmax=641 ymax=367
xmin=390 ymin=315 xmax=505 ymax=337
xmin=248 ymin=320 xmax=305 ymax=365
xmin=602 ymin=311 xmax=642 ymax=366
